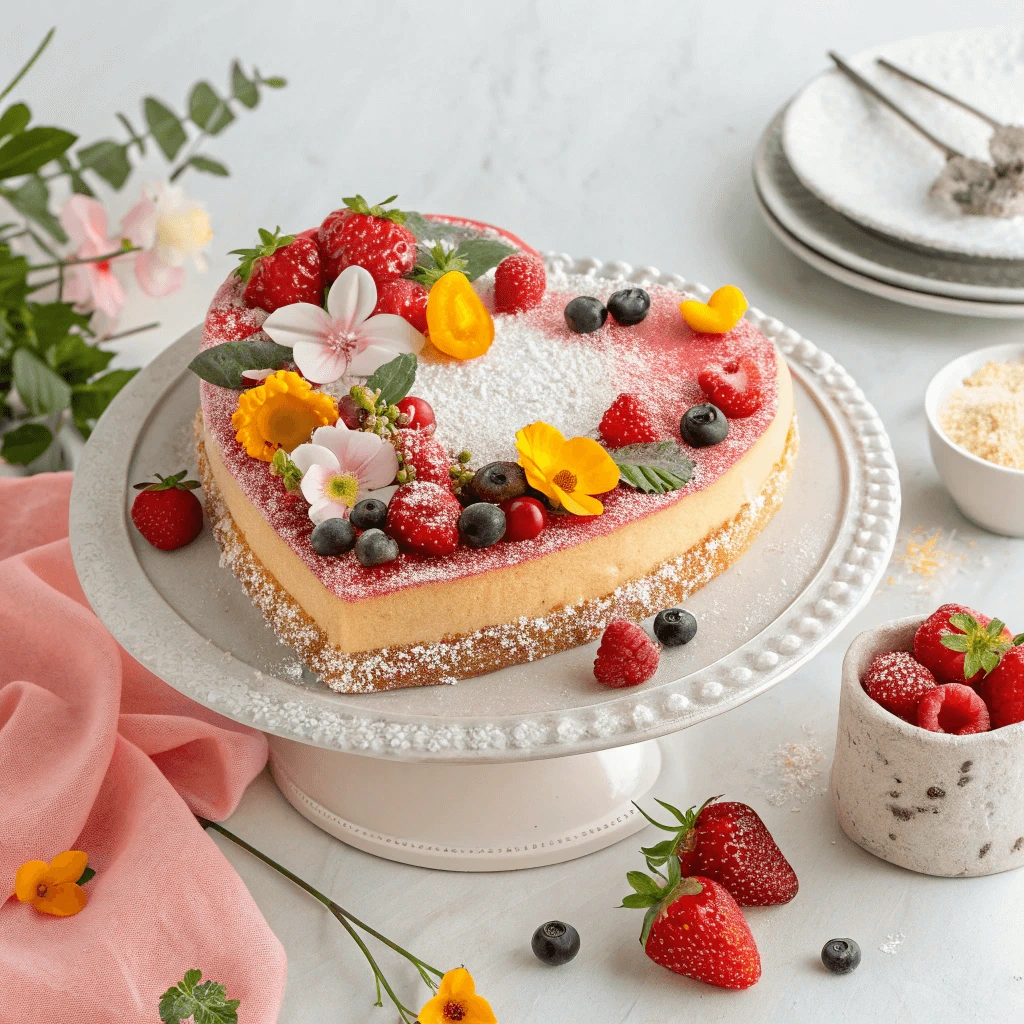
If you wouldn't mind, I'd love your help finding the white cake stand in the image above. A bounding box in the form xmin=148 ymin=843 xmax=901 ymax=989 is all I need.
xmin=70 ymin=257 xmax=899 ymax=871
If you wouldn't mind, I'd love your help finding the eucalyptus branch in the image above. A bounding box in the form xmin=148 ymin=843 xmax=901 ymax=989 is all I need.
xmin=168 ymin=129 xmax=210 ymax=183
xmin=0 ymin=26 xmax=54 ymax=102
xmin=100 ymin=321 xmax=160 ymax=342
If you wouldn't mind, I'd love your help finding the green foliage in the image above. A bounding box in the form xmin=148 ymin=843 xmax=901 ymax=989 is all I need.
xmin=0 ymin=420 xmax=51 ymax=464
xmin=187 ymin=340 xmax=293 ymax=389
xmin=158 ymin=969 xmax=240 ymax=1024
xmin=365 ymin=352 xmax=417 ymax=406
xmin=611 ymin=442 xmax=695 ymax=494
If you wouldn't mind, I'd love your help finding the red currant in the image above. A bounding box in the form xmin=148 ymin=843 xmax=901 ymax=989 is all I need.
xmin=500 ymin=496 xmax=546 ymax=542
xmin=337 ymin=394 xmax=364 ymax=429
xmin=397 ymin=396 xmax=436 ymax=433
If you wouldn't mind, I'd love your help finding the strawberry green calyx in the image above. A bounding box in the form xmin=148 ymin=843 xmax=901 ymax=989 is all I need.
xmin=635 ymin=796 xmax=720 ymax=871
xmin=940 ymin=613 xmax=1017 ymax=679
xmin=341 ymin=193 xmax=407 ymax=225
xmin=229 ymin=226 xmax=297 ymax=282
xmin=620 ymin=856 xmax=703 ymax=947
xmin=408 ymin=241 xmax=470 ymax=288
xmin=132 ymin=470 xmax=200 ymax=492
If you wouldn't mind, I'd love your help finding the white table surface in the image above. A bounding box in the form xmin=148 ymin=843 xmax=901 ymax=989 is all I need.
xmin=21 ymin=2 xmax=1024 ymax=1019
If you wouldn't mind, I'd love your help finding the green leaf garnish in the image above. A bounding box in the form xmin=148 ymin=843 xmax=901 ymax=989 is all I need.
xmin=451 ymin=238 xmax=516 ymax=282
xmin=228 ymin=226 xmax=296 ymax=282
xmin=76 ymin=866 xmax=96 ymax=886
xmin=365 ymin=352 xmax=417 ymax=406
xmin=611 ymin=441 xmax=694 ymax=494
xmin=158 ymin=969 xmax=239 ymax=1024
xmin=187 ymin=340 xmax=293 ymax=389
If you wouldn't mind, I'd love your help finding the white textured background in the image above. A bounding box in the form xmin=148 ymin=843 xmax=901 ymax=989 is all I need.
xmin=16 ymin=2 xmax=1024 ymax=1021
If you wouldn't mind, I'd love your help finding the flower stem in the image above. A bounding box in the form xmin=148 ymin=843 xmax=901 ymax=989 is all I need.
xmin=32 ymin=244 xmax=140 ymax=271
xmin=100 ymin=321 xmax=160 ymax=342
xmin=0 ymin=27 xmax=54 ymax=103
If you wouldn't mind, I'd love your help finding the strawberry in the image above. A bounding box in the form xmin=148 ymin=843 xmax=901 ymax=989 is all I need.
xmin=980 ymin=644 xmax=1024 ymax=727
xmin=638 ymin=796 xmax=798 ymax=906
xmin=493 ymin=252 xmax=546 ymax=314
xmin=593 ymin=619 xmax=660 ymax=688
xmin=373 ymin=277 xmax=428 ymax=334
xmin=697 ymin=356 xmax=765 ymax=418
xmin=230 ymin=227 xmax=324 ymax=313
xmin=598 ymin=393 xmax=659 ymax=448
xmin=385 ymin=482 xmax=461 ymax=556
xmin=913 ymin=604 xmax=1015 ymax=685
xmin=917 ymin=683 xmax=991 ymax=735
xmin=130 ymin=471 xmax=204 ymax=551
xmin=862 ymin=651 xmax=937 ymax=721
xmin=621 ymin=857 xmax=761 ymax=990
xmin=317 ymin=194 xmax=417 ymax=285
xmin=397 ymin=428 xmax=453 ymax=488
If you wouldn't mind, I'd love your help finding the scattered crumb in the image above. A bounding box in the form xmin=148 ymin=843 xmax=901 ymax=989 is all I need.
xmin=879 ymin=932 xmax=906 ymax=955
xmin=940 ymin=360 xmax=1024 ymax=470
xmin=755 ymin=728 xmax=826 ymax=809
xmin=883 ymin=527 xmax=971 ymax=598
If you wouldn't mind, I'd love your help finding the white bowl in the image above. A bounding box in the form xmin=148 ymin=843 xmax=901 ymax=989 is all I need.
xmin=831 ymin=616 xmax=1024 ymax=877
xmin=925 ymin=341 xmax=1024 ymax=537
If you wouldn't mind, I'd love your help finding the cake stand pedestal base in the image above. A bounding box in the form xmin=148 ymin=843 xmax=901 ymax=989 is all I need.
xmin=267 ymin=736 xmax=661 ymax=871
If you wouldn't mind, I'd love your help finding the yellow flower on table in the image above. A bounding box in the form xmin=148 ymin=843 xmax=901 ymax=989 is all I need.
xmin=14 ymin=850 xmax=90 ymax=917
xmin=231 ymin=369 xmax=338 ymax=462
xmin=516 ymin=420 xmax=621 ymax=516
xmin=418 ymin=968 xmax=496 ymax=1024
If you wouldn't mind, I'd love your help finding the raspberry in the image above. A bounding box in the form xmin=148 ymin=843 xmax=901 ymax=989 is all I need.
xmin=862 ymin=651 xmax=937 ymax=721
xmin=598 ymin=394 xmax=659 ymax=448
xmin=398 ymin=428 xmax=452 ymax=488
xmin=386 ymin=482 xmax=461 ymax=556
xmin=697 ymin=357 xmax=765 ymax=418
xmin=593 ymin=619 xmax=660 ymax=688
xmin=374 ymin=277 xmax=428 ymax=334
xmin=493 ymin=253 xmax=546 ymax=314
xmin=917 ymin=684 xmax=991 ymax=735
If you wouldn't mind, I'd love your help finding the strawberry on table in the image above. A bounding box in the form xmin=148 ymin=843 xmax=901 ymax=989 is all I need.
xmin=493 ymin=252 xmax=546 ymax=314
xmin=980 ymin=644 xmax=1024 ymax=728
xmin=913 ymin=604 xmax=1015 ymax=685
xmin=637 ymin=796 xmax=798 ymax=906
xmin=230 ymin=227 xmax=324 ymax=313
xmin=621 ymin=856 xmax=761 ymax=990
xmin=317 ymin=194 xmax=417 ymax=285
xmin=697 ymin=356 xmax=765 ymax=418
xmin=130 ymin=471 xmax=204 ymax=551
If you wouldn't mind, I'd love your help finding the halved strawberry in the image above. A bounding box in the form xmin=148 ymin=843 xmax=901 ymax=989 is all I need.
xmin=697 ymin=356 xmax=765 ymax=418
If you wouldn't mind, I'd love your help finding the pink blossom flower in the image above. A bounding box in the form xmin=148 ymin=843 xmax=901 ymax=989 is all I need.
xmin=59 ymin=195 xmax=127 ymax=318
xmin=262 ymin=265 xmax=424 ymax=385
xmin=291 ymin=424 xmax=398 ymax=523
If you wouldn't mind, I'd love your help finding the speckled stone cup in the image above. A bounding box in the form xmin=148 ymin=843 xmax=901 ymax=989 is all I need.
xmin=831 ymin=615 xmax=1024 ymax=877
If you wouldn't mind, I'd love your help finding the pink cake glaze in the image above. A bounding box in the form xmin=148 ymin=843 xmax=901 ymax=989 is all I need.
xmin=199 ymin=231 xmax=780 ymax=603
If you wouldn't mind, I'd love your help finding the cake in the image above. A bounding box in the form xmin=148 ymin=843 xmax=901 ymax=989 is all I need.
xmin=193 ymin=199 xmax=798 ymax=692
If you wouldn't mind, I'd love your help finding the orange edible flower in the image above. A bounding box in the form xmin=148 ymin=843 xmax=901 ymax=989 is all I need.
xmin=680 ymin=284 xmax=747 ymax=334
xmin=418 ymin=968 xmax=497 ymax=1024
xmin=426 ymin=271 xmax=494 ymax=360
xmin=14 ymin=851 xmax=89 ymax=917
xmin=515 ymin=420 xmax=620 ymax=516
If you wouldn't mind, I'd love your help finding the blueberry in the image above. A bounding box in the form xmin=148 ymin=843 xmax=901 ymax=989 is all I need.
xmin=564 ymin=296 xmax=607 ymax=334
xmin=821 ymin=938 xmax=861 ymax=975
xmin=680 ymin=403 xmax=729 ymax=448
xmin=472 ymin=461 xmax=527 ymax=503
xmin=458 ymin=503 xmax=506 ymax=548
xmin=354 ymin=528 xmax=399 ymax=567
xmin=310 ymin=518 xmax=355 ymax=556
xmin=653 ymin=608 xmax=697 ymax=647
xmin=607 ymin=287 xmax=650 ymax=326
xmin=350 ymin=498 xmax=388 ymax=531
xmin=531 ymin=921 xmax=580 ymax=966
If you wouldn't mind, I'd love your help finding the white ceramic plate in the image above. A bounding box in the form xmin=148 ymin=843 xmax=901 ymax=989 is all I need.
xmin=757 ymin=108 xmax=1024 ymax=304
xmin=69 ymin=256 xmax=899 ymax=764
xmin=783 ymin=28 xmax=1024 ymax=260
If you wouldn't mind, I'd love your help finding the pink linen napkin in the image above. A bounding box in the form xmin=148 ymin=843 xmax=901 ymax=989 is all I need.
xmin=0 ymin=472 xmax=286 ymax=1023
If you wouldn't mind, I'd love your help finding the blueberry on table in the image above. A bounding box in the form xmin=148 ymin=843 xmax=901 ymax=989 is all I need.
xmin=350 ymin=498 xmax=388 ymax=531
xmin=458 ymin=503 xmax=506 ymax=548
xmin=471 ymin=461 xmax=527 ymax=503
xmin=680 ymin=403 xmax=729 ymax=448
xmin=354 ymin=528 xmax=399 ymax=567
xmin=653 ymin=608 xmax=697 ymax=647
xmin=607 ymin=287 xmax=651 ymax=326
xmin=564 ymin=296 xmax=608 ymax=334
xmin=531 ymin=921 xmax=580 ymax=966
xmin=310 ymin=518 xmax=355 ymax=556
xmin=821 ymin=938 xmax=861 ymax=975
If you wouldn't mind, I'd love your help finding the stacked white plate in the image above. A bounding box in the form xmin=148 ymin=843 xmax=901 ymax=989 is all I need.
xmin=754 ymin=28 xmax=1024 ymax=318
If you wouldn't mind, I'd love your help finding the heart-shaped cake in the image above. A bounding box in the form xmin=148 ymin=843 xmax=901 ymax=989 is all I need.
xmin=194 ymin=203 xmax=797 ymax=692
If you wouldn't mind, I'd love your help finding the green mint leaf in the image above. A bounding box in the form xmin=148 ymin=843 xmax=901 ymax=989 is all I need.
xmin=144 ymin=97 xmax=187 ymax=159
xmin=940 ymin=634 xmax=970 ymax=653
xmin=612 ymin=442 xmax=694 ymax=494
xmin=0 ymin=175 xmax=67 ymax=242
xmin=188 ymin=82 xmax=235 ymax=135
xmin=13 ymin=347 xmax=71 ymax=415
xmin=453 ymin=238 xmax=516 ymax=282
xmin=188 ymin=155 xmax=229 ymax=176
xmin=77 ymin=139 xmax=132 ymax=189
xmin=230 ymin=62 xmax=259 ymax=109
xmin=188 ymin=340 xmax=292 ymax=389
xmin=365 ymin=352 xmax=417 ymax=405
xmin=0 ymin=126 xmax=76 ymax=178
xmin=71 ymin=368 xmax=138 ymax=438
xmin=159 ymin=970 xmax=239 ymax=1024
xmin=76 ymin=866 xmax=96 ymax=885
xmin=0 ymin=421 xmax=52 ymax=465
xmin=0 ymin=102 xmax=31 ymax=141
xmin=620 ymin=893 xmax=658 ymax=909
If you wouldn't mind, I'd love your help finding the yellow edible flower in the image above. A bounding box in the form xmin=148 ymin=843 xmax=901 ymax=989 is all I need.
xmin=418 ymin=968 xmax=497 ymax=1024
xmin=14 ymin=851 xmax=90 ymax=917
xmin=231 ymin=370 xmax=338 ymax=462
xmin=516 ymin=420 xmax=620 ymax=516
